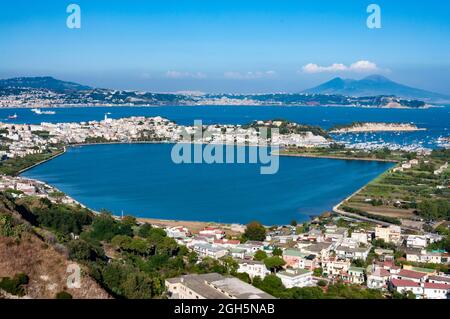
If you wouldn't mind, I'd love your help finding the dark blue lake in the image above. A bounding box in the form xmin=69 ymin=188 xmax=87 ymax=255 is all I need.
xmin=21 ymin=144 xmax=393 ymax=225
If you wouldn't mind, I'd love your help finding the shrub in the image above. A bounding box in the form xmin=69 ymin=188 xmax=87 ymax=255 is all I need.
xmin=0 ymin=273 xmax=29 ymax=296
xmin=55 ymin=291 xmax=73 ymax=299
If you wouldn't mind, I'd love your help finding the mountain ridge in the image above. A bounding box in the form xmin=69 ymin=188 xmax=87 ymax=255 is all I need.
xmin=303 ymin=75 xmax=449 ymax=102
xmin=0 ymin=76 xmax=92 ymax=92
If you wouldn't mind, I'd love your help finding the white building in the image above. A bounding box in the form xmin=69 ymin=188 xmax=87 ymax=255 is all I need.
xmin=165 ymin=273 xmax=274 ymax=299
xmin=423 ymin=282 xmax=450 ymax=299
xmin=192 ymin=243 xmax=228 ymax=259
xmin=276 ymin=268 xmax=314 ymax=288
xmin=375 ymin=225 xmax=402 ymax=244
xmin=390 ymin=279 xmax=423 ymax=298
xmin=236 ymin=259 xmax=270 ymax=279
xmin=351 ymin=231 xmax=372 ymax=245
xmin=406 ymin=235 xmax=428 ymax=249
xmin=334 ymin=244 xmax=371 ymax=261
xmin=367 ymin=267 xmax=391 ymax=289
xmin=322 ymin=258 xmax=351 ymax=277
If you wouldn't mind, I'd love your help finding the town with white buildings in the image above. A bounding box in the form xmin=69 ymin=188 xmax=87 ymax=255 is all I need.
xmin=161 ymin=216 xmax=450 ymax=300
xmin=0 ymin=116 xmax=330 ymax=161
xmin=0 ymin=114 xmax=448 ymax=300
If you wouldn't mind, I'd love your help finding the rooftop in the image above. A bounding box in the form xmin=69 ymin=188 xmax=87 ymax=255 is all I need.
xmin=391 ymin=278 xmax=420 ymax=288
xmin=398 ymin=269 xmax=428 ymax=280
xmin=167 ymin=273 xmax=275 ymax=299
xmin=277 ymin=268 xmax=312 ymax=277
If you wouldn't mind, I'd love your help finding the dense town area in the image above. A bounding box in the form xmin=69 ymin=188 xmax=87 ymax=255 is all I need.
xmin=0 ymin=114 xmax=448 ymax=299
xmin=1 ymin=181 xmax=449 ymax=299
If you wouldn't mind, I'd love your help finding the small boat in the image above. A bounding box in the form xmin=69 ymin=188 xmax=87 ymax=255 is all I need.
xmin=8 ymin=113 xmax=17 ymax=119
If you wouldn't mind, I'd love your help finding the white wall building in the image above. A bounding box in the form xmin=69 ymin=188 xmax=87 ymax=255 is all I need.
xmin=236 ymin=260 xmax=270 ymax=279
xmin=276 ymin=268 xmax=314 ymax=288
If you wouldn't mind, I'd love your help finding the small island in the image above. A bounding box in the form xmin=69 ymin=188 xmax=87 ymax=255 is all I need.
xmin=329 ymin=122 xmax=426 ymax=133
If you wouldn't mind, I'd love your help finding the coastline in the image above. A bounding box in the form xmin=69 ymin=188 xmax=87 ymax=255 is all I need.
xmin=278 ymin=152 xmax=399 ymax=163
xmin=15 ymin=142 xmax=398 ymax=228
xmin=16 ymin=147 xmax=67 ymax=175
xmin=0 ymin=103 xmax=438 ymax=109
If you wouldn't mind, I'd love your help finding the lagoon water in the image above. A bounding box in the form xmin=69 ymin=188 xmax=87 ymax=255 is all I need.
xmin=2 ymin=105 xmax=449 ymax=148
xmin=22 ymin=144 xmax=393 ymax=225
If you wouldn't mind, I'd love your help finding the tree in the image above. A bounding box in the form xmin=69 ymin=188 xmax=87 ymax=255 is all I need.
xmin=55 ymin=291 xmax=73 ymax=299
xmin=264 ymin=256 xmax=285 ymax=273
xmin=0 ymin=273 xmax=29 ymax=297
xmin=244 ymin=221 xmax=266 ymax=241
xmin=138 ymin=223 xmax=153 ymax=238
xmin=290 ymin=220 xmax=298 ymax=227
xmin=221 ymin=256 xmax=239 ymax=274
xmin=67 ymin=239 xmax=105 ymax=262
xmin=313 ymin=267 xmax=323 ymax=277
xmin=285 ymin=286 xmax=325 ymax=299
xmin=254 ymin=274 xmax=285 ymax=296
xmin=253 ymin=250 xmax=268 ymax=261
xmin=121 ymin=215 xmax=137 ymax=227
xmin=272 ymin=247 xmax=283 ymax=256
xmin=351 ymin=259 xmax=365 ymax=268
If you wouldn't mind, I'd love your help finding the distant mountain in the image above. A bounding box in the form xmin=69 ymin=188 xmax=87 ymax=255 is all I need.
xmin=303 ymin=75 xmax=450 ymax=102
xmin=0 ymin=76 xmax=92 ymax=92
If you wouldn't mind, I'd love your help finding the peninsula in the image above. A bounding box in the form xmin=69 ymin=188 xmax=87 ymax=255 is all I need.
xmin=329 ymin=122 xmax=426 ymax=134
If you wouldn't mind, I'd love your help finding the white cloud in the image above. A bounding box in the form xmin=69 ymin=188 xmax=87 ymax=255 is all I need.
xmin=301 ymin=60 xmax=379 ymax=74
xmin=349 ymin=60 xmax=378 ymax=72
xmin=223 ymin=70 xmax=277 ymax=80
xmin=165 ymin=71 xmax=207 ymax=79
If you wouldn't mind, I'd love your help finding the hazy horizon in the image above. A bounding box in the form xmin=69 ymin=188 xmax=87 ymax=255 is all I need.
xmin=1 ymin=0 xmax=450 ymax=94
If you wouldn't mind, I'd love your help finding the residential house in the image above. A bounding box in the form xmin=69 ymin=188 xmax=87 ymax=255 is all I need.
xmin=192 ymin=243 xmax=228 ymax=259
xmin=229 ymin=248 xmax=246 ymax=259
xmin=374 ymin=248 xmax=395 ymax=262
xmin=276 ymin=268 xmax=314 ymax=288
xmin=236 ymin=259 xmax=270 ymax=279
xmin=324 ymin=225 xmax=348 ymax=242
xmin=282 ymin=249 xmax=318 ymax=270
xmin=298 ymin=242 xmax=333 ymax=260
xmin=322 ymin=258 xmax=351 ymax=277
xmin=166 ymin=226 xmax=190 ymax=239
xmin=213 ymin=239 xmax=240 ymax=249
xmin=198 ymin=227 xmax=225 ymax=240
xmin=428 ymin=275 xmax=450 ymax=286
xmin=406 ymin=235 xmax=428 ymax=249
xmin=392 ymin=269 xmax=428 ymax=283
xmin=351 ymin=231 xmax=372 ymax=245
xmin=334 ymin=244 xmax=371 ymax=261
xmin=367 ymin=267 xmax=391 ymax=289
xmin=423 ymin=282 xmax=450 ymax=299
xmin=390 ymin=279 xmax=423 ymax=298
xmin=406 ymin=249 xmax=450 ymax=264
xmin=346 ymin=267 xmax=365 ymax=284
xmin=375 ymin=225 xmax=402 ymax=244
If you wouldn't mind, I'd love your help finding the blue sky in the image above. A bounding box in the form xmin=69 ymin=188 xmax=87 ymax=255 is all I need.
xmin=1 ymin=0 xmax=449 ymax=93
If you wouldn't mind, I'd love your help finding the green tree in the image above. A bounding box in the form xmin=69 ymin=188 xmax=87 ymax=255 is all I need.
xmin=138 ymin=223 xmax=153 ymax=238
xmin=67 ymin=239 xmax=105 ymax=262
xmin=272 ymin=247 xmax=283 ymax=256
xmin=253 ymin=250 xmax=268 ymax=261
xmin=313 ymin=267 xmax=323 ymax=277
xmin=254 ymin=274 xmax=285 ymax=296
xmin=55 ymin=291 xmax=73 ymax=299
xmin=264 ymin=256 xmax=286 ymax=273
xmin=244 ymin=221 xmax=266 ymax=241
